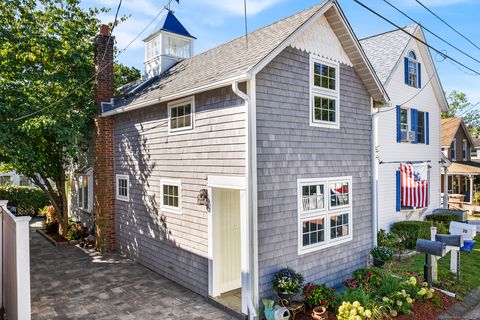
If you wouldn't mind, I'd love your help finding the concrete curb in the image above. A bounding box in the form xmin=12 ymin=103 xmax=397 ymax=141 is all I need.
xmin=436 ymin=287 xmax=480 ymax=320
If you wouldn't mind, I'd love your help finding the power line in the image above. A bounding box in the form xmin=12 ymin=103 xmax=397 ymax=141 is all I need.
xmin=102 ymin=0 xmax=123 ymax=62
xmin=382 ymin=0 xmax=480 ymax=65
xmin=353 ymin=0 xmax=480 ymax=76
xmin=13 ymin=0 xmax=174 ymax=122
xmin=414 ymin=0 xmax=480 ymax=53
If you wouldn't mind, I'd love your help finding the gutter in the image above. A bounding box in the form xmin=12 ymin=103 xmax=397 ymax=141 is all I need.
xmin=102 ymin=74 xmax=250 ymax=117
xmin=232 ymin=79 xmax=258 ymax=320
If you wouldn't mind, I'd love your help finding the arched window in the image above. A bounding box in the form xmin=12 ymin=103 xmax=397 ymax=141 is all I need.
xmin=408 ymin=50 xmax=417 ymax=60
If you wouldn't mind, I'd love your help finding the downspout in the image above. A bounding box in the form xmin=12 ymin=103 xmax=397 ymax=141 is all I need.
xmin=232 ymin=80 xmax=258 ymax=319
xmin=371 ymin=98 xmax=380 ymax=247
xmin=443 ymin=166 xmax=449 ymax=209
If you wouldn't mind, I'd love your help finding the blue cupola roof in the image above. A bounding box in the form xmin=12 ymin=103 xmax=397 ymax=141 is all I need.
xmin=148 ymin=10 xmax=196 ymax=39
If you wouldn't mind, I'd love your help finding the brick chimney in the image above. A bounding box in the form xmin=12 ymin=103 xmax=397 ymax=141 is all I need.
xmin=94 ymin=24 xmax=115 ymax=252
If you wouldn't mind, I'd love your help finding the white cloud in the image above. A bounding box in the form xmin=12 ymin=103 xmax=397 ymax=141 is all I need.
xmin=196 ymin=0 xmax=283 ymax=16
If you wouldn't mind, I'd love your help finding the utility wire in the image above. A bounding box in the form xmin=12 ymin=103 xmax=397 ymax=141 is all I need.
xmin=382 ymin=0 xmax=480 ymax=65
xmin=353 ymin=0 xmax=480 ymax=76
xmin=414 ymin=0 xmax=480 ymax=52
xmin=13 ymin=0 xmax=174 ymax=122
xmin=101 ymin=0 xmax=123 ymax=62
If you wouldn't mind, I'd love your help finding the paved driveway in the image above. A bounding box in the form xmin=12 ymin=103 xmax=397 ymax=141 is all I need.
xmin=30 ymin=225 xmax=232 ymax=320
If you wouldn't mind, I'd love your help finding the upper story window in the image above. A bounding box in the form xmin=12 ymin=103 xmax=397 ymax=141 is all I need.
xmin=168 ymin=96 xmax=195 ymax=134
xmin=463 ymin=139 xmax=468 ymax=160
xmin=146 ymin=37 xmax=161 ymax=61
xmin=451 ymin=139 xmax=456 ymax=161
xmin=397 ymin=107 xmax=429 ymax=145
xmin=116 ymin=174 xmax=130 ymax=202
xmin=0 ymin=175 xmax=12 ymax=186
xmin=298 ymin=177 xmax=352 ymax=255
xmin=405 ymin=51 xmax=421 ymax=88
xmin=310 ymin=56 xmax=339 ymax=129
xmin=163 ymin=35 xmax=191 ymax=58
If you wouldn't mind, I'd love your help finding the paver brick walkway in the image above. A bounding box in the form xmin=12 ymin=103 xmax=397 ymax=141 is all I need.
xmin=30 ymin=224 xmax=233 ymax=320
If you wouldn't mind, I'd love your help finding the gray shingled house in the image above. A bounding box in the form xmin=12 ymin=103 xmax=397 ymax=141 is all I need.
xmin=95 ymin=1 xmax=389 ymax=318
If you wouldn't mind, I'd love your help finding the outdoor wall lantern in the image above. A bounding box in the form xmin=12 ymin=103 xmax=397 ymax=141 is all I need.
xmin=197 ymin=189 xmax=208 ymax=206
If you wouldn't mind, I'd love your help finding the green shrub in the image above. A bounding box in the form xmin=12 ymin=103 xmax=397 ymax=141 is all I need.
xmin=425 ymin=213 xmax=459 ymax=225
xmin=377 ymin=229 xmax=405 ymax=254
xmin=0 ymin=185 xmax=50 ymax=216
xmin=390 ymin=221 xmax=432 ymax=249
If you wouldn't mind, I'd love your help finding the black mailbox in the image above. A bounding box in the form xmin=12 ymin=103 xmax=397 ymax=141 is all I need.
xmin=435 ymin=234 xmax=463 ymax=247
xmin=416 ymin=239 xmax=446 ymax=257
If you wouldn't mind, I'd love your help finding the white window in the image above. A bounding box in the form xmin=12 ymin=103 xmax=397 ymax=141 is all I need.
xmin=451 ymin=139 xmax=456 ymax=161
xmin=146 ymin=37 xmax=161 ymax=60
xmin=116 ymin=174 xmax=129 ymax=202
xmin=0 ymin=175 xmax=12 ymax=186
xmin=163 ymin=35 xmax=191 ymax=58
xmin=310 ymin=56 xmax=340 ymax=129
xmin=298 ymin=177 xmax=352 ymax=255
xmin=19 ymin=176 xmax=31 ymax=187
xmin=400 ymin=108 xmax=409 ymax=140
xmin=160 ymin=178 xmax=182 ymax=214
xmin=463 ymin=139 xmax=468 ymax=160
xmin=168 ymin=96 xmax=195 ymax=133
xmin=407 ymin=51 xmax=418 ymax=88
xmin=77 ymin=173 xmax=93 ymax=212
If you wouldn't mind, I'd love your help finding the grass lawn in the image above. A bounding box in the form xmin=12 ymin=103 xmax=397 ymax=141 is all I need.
xmin=385 ymin=244 xmax=480 ymax=298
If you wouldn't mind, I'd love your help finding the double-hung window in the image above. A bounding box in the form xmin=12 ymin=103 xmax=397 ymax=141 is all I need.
xmin=310 ymin=57 xmax=339 ymax=129
xmin=168 ymin=97 xmax=195 ymax=134
xmin=417 ymin=111 xmax=425 ymax=144
xmin=77 ymin=173 xmax=92 ymax=212
xmin=116 ymin=174 xmax=129 ymax=202
xmin=463 ymin=139 xmax=468 ymax=160
xmin=298 ymin=177 xmax=352 ymax=255
xmin=160 ymin=178 xmax=182 ymax=214
xmin=451 ymin=139 xmax=456 ymax=161
xmin=406 ymin=51 xmax=420 ymax=88
xmin=400 ymin=108 xmax=409 ymax=141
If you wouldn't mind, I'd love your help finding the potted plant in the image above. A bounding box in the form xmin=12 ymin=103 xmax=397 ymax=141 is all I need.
xmin=371 ymin=246 xmax=393 ymax=267
xmin=272 ymin=267 xmax=304 ymax=301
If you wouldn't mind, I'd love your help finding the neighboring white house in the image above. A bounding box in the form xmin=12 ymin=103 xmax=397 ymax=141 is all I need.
xmin=360 ymin=24 xmax=449 ymax=231
xmin=0 ymin=171 xmax=35 ymax=187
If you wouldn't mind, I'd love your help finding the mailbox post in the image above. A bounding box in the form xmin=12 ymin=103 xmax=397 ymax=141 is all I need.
xmin=430 ymin=227 xmax=438 ymax=282
xmin=416 ymin=239 xmax=446 ymax=288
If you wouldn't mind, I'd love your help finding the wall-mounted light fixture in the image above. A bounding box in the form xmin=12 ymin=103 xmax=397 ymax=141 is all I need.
xmin=197 ymin=189 xmax=208 ymax=206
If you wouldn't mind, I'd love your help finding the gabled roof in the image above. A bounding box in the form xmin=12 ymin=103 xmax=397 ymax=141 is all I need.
xmin=359 ymin=24 xmax=449 ymax=112
xmin=359 ymin=24 xmax=417 ymax=84
xmin=441 ymin=117 xmax=474 ymax=148
xmin=144 ymin=10 xmax=196 ymax=40
xmin=105 ymin=1 xmax=388 ymax=116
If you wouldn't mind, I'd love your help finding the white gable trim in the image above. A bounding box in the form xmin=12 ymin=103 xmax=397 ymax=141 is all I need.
xmin=385 ymin=25 xmax=449 ymax=112
xmin=291 ymin=14 xmax=352 ymax=66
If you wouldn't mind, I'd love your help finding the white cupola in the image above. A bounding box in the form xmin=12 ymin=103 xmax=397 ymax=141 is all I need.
xmin=143 ymin=10 xmax=195 ymax=78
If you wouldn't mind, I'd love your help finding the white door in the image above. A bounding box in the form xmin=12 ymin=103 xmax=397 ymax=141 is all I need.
xmin=213 ymin=188 xmax=241 ymax=295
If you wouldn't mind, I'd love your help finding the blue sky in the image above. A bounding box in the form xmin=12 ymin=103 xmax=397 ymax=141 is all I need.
xmin=83 ymin=0 xmax=480 ymax=103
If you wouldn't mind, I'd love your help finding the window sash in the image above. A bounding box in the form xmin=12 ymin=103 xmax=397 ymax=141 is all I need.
xmin=298 ymin=177 xmax=352 ymax=254
xmin=77 ymin=175 xmax=91 ymax=211
xmin=313 ymin=62 xmax=336 ymax=91
xmin=463 ymin=140 xmax=468 ymax=160
xmin=312 ymin=95 xmax=337 ymax=124
xmin=451 ymin=140 xmax=456 ymax=160
xmin=417 ymin=111 xmax=425 ymax=144
xmin=408 ymin=59 xmax=418 ymax=87
xmin=116 ymin=174 xmax=129 ymax=201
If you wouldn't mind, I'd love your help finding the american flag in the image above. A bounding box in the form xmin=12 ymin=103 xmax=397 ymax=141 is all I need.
xmin=400 ymin=163 xmax=429 ymax=208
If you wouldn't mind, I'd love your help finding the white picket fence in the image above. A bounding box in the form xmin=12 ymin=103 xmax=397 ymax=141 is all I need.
xmin=1 ymin=200 xmax=31 ymax=320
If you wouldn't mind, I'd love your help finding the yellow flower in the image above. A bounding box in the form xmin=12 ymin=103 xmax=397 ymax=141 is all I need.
xmin=407 ymin=297 xmax=413 ymax=304
xmin=418 ymin=288 xmax=427 ymax=296
xmin=358 ymin=306 xmax=364 ymax=313
xmin=365 ymin=309 xmax=372 ymax=318
xmin=353 ymin=301 xmax=360 ymax=308
xmin=382 ymin=296 xmax=390 ymax=303
xmin=410 ymin=277 xmax=417 ymax=286
xmin=350 ymin=308 xmax=357 ymax=315
xmin=390 ymin=310 xmax=398 ymax=317
xmin=396 ymin=300 xmax=403 ymax=307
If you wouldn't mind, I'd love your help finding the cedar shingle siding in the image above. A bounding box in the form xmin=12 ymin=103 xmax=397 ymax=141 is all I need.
xmin=113 ymin=86 xmax=246 ymax=296
xmin=255 ymin=46 xmax=373 ymax=298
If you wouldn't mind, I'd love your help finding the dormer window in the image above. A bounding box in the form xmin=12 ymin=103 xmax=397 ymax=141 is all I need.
xmin=405 ymin=50 xmax=421 ymax=88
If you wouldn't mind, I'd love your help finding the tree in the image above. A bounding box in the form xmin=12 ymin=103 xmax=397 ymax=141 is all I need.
xmin=114 ymin=63 xmax=141 ymax=92
xmin=0 ymin=0 xmax=102 ymax=235
xmin=442 ymin=90 xmax=480 ymax=137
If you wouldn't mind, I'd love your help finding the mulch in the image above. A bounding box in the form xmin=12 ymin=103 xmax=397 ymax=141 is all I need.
xmin=48 ymin=232 xmax=68 ymax=243
xmin=293 ymin=291 xmax=456 ymax=320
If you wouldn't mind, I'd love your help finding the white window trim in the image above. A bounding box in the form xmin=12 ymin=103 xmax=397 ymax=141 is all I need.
xmin=116 ymin=174 xmax=130 ymax=202
xmin=160 ymin=178 xmax=182 ymax=214
xmin=76 ymin=171 xmax=93 ymax=213
xmin=407 ymin=51 xmax=419 ymax=88
xmin=297 ymin=176 xmax=353 ymax=255
xmin=168 ymin=96 xmax=195 ymax=135
xmin=309 ymin=55 xmax=340 ymax=129
xmin=463 ymin=139 xmax=468 ymax=161
xmin=452 ymin=139 xmax=457 ymax=161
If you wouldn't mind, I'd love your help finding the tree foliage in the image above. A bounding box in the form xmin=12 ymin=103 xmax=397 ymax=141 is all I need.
xmin=0 ymin=0 xmax=103 ymax=234
xmin=114 ymin=63 xmax=141 ymax=92
xmin=442 ymin=90 xmax=480 ymax=137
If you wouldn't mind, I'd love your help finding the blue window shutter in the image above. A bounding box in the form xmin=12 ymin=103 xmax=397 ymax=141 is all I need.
xmin=418 ymin=63 xmax=422 ymax=88
xmin=426 ymin=112 xmax=430 ymax=145
xmin=411 ymin=108 xmax=418 ymax=144
xmin=404 ymin=57 xmax=409 ymax=85
xmin=396 ymin=105 xmax=401 ymax=143
xmin=396 ymin=170 xmax=401 ymax=212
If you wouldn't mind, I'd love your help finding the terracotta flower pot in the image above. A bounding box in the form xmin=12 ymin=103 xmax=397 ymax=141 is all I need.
xmin=311 ymin=306 xmax=327 ymax=320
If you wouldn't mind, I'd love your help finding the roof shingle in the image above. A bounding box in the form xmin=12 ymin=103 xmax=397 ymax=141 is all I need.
xmin=441 ymin=117 xmax=462 ymax=147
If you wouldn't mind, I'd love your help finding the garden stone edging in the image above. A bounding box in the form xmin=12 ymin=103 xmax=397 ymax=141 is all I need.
xmin=36 ymin=229 xmax=80 ymax=246
xmin=436 ymin=286 xmax=480 ymax=320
